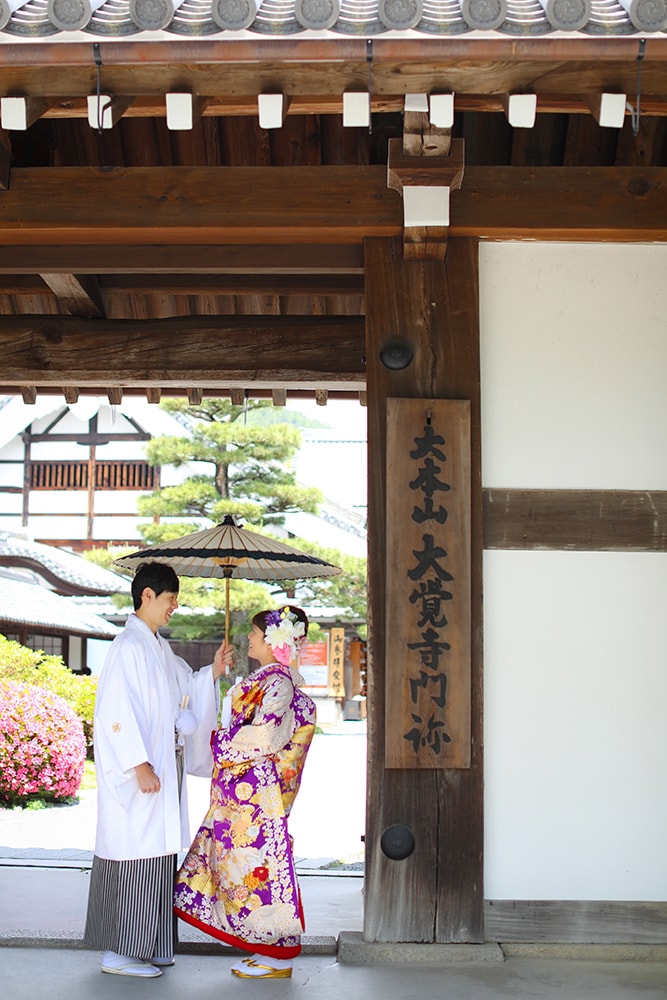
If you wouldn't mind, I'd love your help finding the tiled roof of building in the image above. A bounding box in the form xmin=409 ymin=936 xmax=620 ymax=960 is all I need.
xmin=0 ymin=532 xmax=130 ymax=597
xmin=0 ymin=575 xmax=121 ymax=637
xmin=0 ymin=0 xmax=664 ymax=38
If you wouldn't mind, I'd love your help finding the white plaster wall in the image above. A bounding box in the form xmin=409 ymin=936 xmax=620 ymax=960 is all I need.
xmin=480 ymin=243 xmax=667 ymax=901
xmin=479 ymin=243 xmax=667 ymax=489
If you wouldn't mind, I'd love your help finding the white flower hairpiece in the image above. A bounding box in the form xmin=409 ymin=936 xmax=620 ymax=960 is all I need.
xmin=264 ymin=606 xmax=306 ymax=666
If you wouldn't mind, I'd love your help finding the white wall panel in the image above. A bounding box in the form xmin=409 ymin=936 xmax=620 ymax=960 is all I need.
xmin=479 ymin=243 xmax=667 ymax=489
xmin=483 ymin=550 xmax=667 ymax=900
xmin=480 ymin=244 xmax=667 ymax=901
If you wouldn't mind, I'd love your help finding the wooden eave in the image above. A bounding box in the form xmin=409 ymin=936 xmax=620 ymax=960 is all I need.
xmin=0 ymin=36 xmax=666 ymax=402
xmin=1 ymin=38 xmax=667 ymax=115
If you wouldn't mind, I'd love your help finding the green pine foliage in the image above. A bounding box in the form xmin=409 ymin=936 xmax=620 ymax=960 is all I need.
xmin=138 ymin=398 xmax=323 ymax=529
xmin=282 ymin=538 xmax=368 ymax=624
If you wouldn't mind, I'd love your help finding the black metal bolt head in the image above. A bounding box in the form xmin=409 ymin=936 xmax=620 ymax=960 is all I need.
xmin=380 ymin=823 xmax=415 ymax=860
xmin=379 ymin=339 xmax=413 ymax=370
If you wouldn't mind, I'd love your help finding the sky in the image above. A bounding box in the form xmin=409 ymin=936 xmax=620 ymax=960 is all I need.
xmin=289 ymin=399 xmax=367 ymax=507
xmin=287 ymin=397 xmax=368 ymax=440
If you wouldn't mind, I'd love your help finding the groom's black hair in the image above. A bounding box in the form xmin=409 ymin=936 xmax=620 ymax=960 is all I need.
xmin=131 ymin=561 xmax=180 ymax=610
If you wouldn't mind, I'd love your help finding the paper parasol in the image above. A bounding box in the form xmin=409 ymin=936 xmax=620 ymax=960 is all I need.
xmin=115 ymin=514 xmax=342 ymax=644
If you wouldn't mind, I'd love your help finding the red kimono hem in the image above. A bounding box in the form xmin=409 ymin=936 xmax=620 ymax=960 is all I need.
xmin=173 ymin=906 xmax=302 ymax=959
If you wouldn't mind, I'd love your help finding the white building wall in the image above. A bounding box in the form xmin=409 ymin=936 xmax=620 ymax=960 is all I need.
xmin=0 ymin=399 xmax=186 ymax=542
xmin=479 ymin=243 xmax=667 ymax=901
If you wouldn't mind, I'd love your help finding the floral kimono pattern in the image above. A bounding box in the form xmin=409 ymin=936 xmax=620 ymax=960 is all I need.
xmin=173 ymin=662 xmax=316 ymax=958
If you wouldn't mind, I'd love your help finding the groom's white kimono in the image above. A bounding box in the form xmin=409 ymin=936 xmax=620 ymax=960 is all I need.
xmin=93 ymin=612 xmax=218 ymax=861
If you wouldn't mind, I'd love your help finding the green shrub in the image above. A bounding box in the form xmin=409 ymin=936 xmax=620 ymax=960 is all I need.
xmin=0 ymin=680 xmax=86 ymax=805
xmin=0 ymin=635 xmax=97 ymax=757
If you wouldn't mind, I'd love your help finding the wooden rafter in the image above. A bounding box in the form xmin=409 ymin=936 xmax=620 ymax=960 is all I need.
xmin=5 ymin=94 xmax=667 ymax=120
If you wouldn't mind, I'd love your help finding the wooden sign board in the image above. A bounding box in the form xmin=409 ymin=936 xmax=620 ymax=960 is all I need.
xmin=385 ymin=398 xmax=471 ymax=769
xmin=328 ymin=626 xmax=346 ymax=698
xmin=298 ymin=638 xmax=329 ymax=688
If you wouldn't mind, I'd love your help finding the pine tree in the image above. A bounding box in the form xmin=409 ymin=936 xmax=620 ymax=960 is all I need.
xmin=136 ymin=398 xmax=323 ymax=544
xmin=128 ymin=398 xmax=329 ymax=634
xmin=107 ymin=397 xmax=368 ymax=630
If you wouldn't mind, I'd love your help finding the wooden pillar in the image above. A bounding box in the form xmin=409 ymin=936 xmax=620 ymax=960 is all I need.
xmin=87 ymin=416 xmax=97 ymax=542
xmin=21 ymin=431 xmax=31 ymax=528
xmin=363 ymin=235 xmax=484 ymax=943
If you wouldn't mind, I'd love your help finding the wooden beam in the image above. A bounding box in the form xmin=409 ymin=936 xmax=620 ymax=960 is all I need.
xmin=39 ymin=273 xmax=105 ymax=318
xmin=0 ymin=314 xmax=366 ymax=389
xmin=0 ymin=244 xmax=365 ymax=275
xmin=0 ymin=167 xmax=400 ymax=246
xmin=96 ymin=274 xmax=364 ymax=296
xmin=485 ymin=900 xmax=667 ymax=945
xmin=455 ymin=167 xmax=667 ymax=240
xmin=483 ymin=489 xmax=667 ymax=552
xmin=2 ymin=36 xmax=667 ymax=65
xmin=2 ymin=38 xmax=667 ymax=107
xmin=0 ymin=129 xmax=10 ymax=192
xmin=0 ymin=168 xmax=665 ymax=246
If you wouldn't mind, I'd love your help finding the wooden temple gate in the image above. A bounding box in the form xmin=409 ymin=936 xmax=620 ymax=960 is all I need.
xmin=0 ymin=36 xmax=666 ymax=943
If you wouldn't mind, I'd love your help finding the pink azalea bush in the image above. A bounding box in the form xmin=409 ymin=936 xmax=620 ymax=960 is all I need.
xmin=0 ymin=635 xmax=96 ymax=758
xmin=0 ymin=679 xmax=86 ymax=806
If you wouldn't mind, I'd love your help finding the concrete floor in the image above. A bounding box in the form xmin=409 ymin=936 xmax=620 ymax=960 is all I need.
xmin=2 ymin=947 xmax=667 ymax=1000
xmin=2 ymin=734 xmax=666 ymax=999
xmin=1 ymin=862 xmax=666 ymax=999
xmin=0 ymin=863 xmax=363 ymax=947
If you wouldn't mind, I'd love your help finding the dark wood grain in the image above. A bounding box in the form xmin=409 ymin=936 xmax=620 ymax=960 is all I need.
xmin=364 ymin=236 xmax=484 ymax=943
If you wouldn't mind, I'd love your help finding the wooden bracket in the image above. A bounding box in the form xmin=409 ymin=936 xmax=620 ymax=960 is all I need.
xmin=1 ymin=96 xmax=51 ymax=131
xmin=87 ymin=95 xmax=134 ymax=130
xmin=387 ymin=124 xmax=465 ymax=261
xmin=166 ymin=93 xmax=210 ymax=131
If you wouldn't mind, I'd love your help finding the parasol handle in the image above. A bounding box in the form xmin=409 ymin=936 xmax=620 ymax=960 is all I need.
xmin=224 ymin=570 xmax=232 ymax=664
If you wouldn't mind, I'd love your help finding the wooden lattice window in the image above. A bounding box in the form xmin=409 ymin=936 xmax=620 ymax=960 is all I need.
xmin=30 ymin=461 xmax=157 ymax=490
xmin=30 ymin=462 xmax=88 ymax=489
xmin=94 ymin=463 xmax=157 ymax=490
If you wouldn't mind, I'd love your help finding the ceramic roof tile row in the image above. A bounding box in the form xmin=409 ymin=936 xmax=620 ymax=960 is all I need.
xmin=0 ymin=0 xmax=665 ymax=36
xmin=0 ymin=531 xmax=130 ymax=596
xmin=0 ymin=574 xmax=122 ymax=636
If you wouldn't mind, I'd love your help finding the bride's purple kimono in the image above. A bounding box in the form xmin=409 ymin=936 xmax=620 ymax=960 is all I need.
xmin=173 ymin=662 xmax=316 ymax=958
